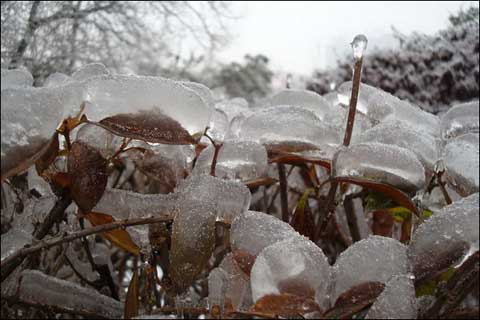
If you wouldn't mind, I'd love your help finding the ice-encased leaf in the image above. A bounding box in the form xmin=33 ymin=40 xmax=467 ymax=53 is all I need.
xmin=181 ymin=81 xmax=215 ymax=108
xmin=201 ymin=109 xmax=229 ymax=143
xmin=1 ymin=228 xmax=31 ymax=262
xmin=251 ymin=237 xmax=332 ymax=310
xmin=441 ymin=100 xmax=479 ymax=140
xmin=356 ymin=120 xmax=439 ymax=172
xmin=443 ymin=133 xmax=479 ymax=196
xmin=43 ymin=72 xmax=72 ymax=87
xmin=337 ymin=82 xmax=440 ymax=137
xmin=215 ymin=98 xmax=251 ymax=122
xmin=1 ymin=68 xmax=33 ymax=89
xmin=208 ymin=267 xmax=228 ymax=309
xmin=408 ymin=193 xmax=479 ymax=283
xmin=324 ymin=104 xmax=374 ymax=140
xmin=92 ymin=188 xmax=177 ymax=220
xmin=175 ymin=175 xmax=251 ymax=223
xmin=334 ymin=143 xmax=426 ymax=192
xmin=193 ymin=140 xmax=268 ymax=181
xmin=170 ymin=200 xmax=216 ymax=291
xmin=17 ymin=270 xmax=122 ymax=318
xmin=1 ymin=83 xmax=85 ymax=179
xmin=83 ymin=74 xmax=212 ymax=136
xmin=218 ymin=253 xmax=253 ymax=310
xmin=75 ymin=123 xmax=124 ymax=159
xmin=72 ymin=63 xmax=110 ymax=82
xmin=365 ymin=274 xmax=417 ymax=319
xmin=230 ymin=210 xmax=301 ymax=271
xmin=332 ymin=235 xmax=409 ymax=303
xmin=264 ymin=89 xmax=335 ymax=120
xmin=237 ymin=105 xmax=341 ymax=152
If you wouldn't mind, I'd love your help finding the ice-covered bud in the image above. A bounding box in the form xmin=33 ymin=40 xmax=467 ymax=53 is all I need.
xmin=351 ymin=34 xmax=368 ymax=60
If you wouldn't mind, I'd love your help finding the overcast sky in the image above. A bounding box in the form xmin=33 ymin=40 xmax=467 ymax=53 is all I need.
xmin=217 ymin=1 xmax=477 ymax=75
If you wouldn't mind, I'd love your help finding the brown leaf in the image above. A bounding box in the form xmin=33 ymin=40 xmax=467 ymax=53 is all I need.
xmin=68 ymin=141 xmax=108 ymax=212
xmin=1 ymin=134 xmax=57 ymax=182
xmin=232 ymin=249 xmax=257 ymax=276
xmin=332 ymin=177 xmax=420 ymax=217
xmin=35 ymin=132 xmax=59 ymax=175
xmin=269 ymin=152 xmax=331 ymax=172
xmin=324 ymin=281 xmax=385 ymax=319
xmin=135 ymin=151 xmax=183 ymax=193
xmin=266 ymin=141 xmax=319 ymax=154
xmin=252 ymin=293 xmax=322 ymax=316
xmin=290 ymin=188 xmax=315 ymax=239
xmin=244 ymin=177 xmax=277 ymax=189
xmin=372 ymin=210 xmax=394 ymax=237
xmin=124 ymin=269 xmax=139 ymax=319
xmin=84 ymin=212 xmax=140 ymax=256
xmin=96 ymin=109 xmax=196 ymax=145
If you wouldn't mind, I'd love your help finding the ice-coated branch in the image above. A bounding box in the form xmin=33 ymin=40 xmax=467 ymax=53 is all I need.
xmin=1 ymin=215 xmax=173 ymax=282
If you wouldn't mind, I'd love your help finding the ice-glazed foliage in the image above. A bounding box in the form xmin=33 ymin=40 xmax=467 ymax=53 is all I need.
xmin=356 ymin=120 xmax=439 ymax=172
xmin=92 ymin=188 xmax=177 ymax=220
xmin=17 ymin=270 xmax=123 ymax=318
xmin=71 ymin=63 xmax=110 ymax=82
xmin=175 ymin=175 xmax=251 ymax=223
xmin=75 ymin=123 xmax=124 ymax=159
xmin=237 ymin=105 xmax=341 ymax=151
xmin=83 ymin=74 xmax=212 ymax=135
xmin=230 ymin=210 xmax=301 ymax=258
xmin=440 ymin=100 xmax=479 ymax=140
xmin=443 ymin=133 xmax=479 ymax=196
xmin=43 ymin=72 xmax=72 ymax=87
xmin=365 ymin=275 xmax=417 ymax=319
xmin=250 ymin=237 xmax=332 ymax=310
xmin=208 ymin=253 xmax=252 ymax=311
xmin=337 ymin=82 xmax=440 ymax=137
xmin=334 ymin=143 xmax=426 ymax=192
xmin=1 ymin=68 xmax=34 ymax=89
xmin=193 ymin=140 xmax=268 ymax=181
xmin=201 ymin=109 xmax=229 ymax=142
xmin=324 ymin=104 xmax=374 ymax=141
xmin=332 ymin=236 xmax=409 ymax=303
xmin=215 ymin=98 xmax=251 ymax=122
xmin=408 ymin=193 xmax=479 ymax=282
xmin=181 ymin=81 xmax=215 ymax=108
xmin=264 ymin=89 xmax=335 ymax=120
xmin=1 ymin=83 xmax=85 ymax=177
xmin=170 ymin=199 xmax=216 ymax=291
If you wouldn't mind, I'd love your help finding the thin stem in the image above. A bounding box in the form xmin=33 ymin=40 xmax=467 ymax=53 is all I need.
xmin=277 ymin=163 xmax=289 ymax=222
xmin=437 ymin=170 xmax=452 ymax=205
xmin=342 ymin=57 xmax=364 ymax=147
xmin=1 ymin=215 xmax=173 ymax=282
xmin=343 ymin=194 xmax=361 ymax=242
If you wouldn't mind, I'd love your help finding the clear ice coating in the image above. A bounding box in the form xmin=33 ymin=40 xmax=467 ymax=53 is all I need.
xmin=250 ymin=237 xmax=332 ymax=310
xmin=440 ymin=100 xmax=479 ymax=140
xmin=193 ymin=140 xmax=268 ymax=181
xmin=175 ymin=175 xmax=251 ymax=223
xmin=365 ymin=275 xmax=417 ymax=319
xmin=208 ymin=267 xmax=228 ymax=309
xmin=230 ymin=210 xmax=301 ymax=258
xmin=237 ymin=105 xmax=341 ymax=151
xmin=1 ymin=68 xmax=33 ymax=89
xmin=71 ymin=63 xmax=110 ymax=82
xmin=181 ymin=81 xmax=215 ymax=108
xmin=215 ymin=98 xmax=252 ymax=122
xmin=17 ymin=270 xmax=123 ymax=318
xmin=443 ymin=133 xmax=479 ymax=196
xmin=1 ymin=228 xmax=31 ymax=262
xmin=334 ymin=142 xmax=426 ymax=192
xmin=264 ymin=89 xmax=336 ymax=121
xmin=92 ymin=188 xmax=178 ymax=220
xmin=75 ymin=123 xmax=124 ymax=159
xmin=356 ymin=120 xmax=439 ymax=172
xmin=43 ymin=72 xmax=72 ymax=87
xmin=200 ymin=109 xmax=229 ymax=143
xmin=170 ymin=199 xmax=217 ymax=290
xmin=332 ymin=235 xmax=409 ymax=303
xmin=324 ymin=104 xmax=374 ymax=141
xmin=408 ymin=193 xmax=479 ymax=281
xmin=1 ymin=82 xmax=85 ymax=177
xmin=337 ymin=82 xmax=441 ymax=137
xmin=82 ymin=74 xmax=212 ymax=135
xmin=351 ymin=34 xmax=368 ymax=60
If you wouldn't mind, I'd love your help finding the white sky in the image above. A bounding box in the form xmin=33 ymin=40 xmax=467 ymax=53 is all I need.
xmin=217 ymin=1 xmax=477 ymax=75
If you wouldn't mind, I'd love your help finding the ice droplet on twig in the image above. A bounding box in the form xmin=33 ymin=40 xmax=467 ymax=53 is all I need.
xmin=332 ymin=235 xmax=409 ymax=303
xmin=351 ymin=34 xmax=368 ymax=60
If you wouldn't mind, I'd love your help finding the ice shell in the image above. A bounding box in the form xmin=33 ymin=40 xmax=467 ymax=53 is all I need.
xmin=441 ymin=100 xmax=479 ymax=140
xmin=1 ymin=68 xmax=33 ymax=89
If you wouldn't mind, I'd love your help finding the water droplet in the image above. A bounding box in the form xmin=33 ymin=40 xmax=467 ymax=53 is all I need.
xmin=351 ymin=34 xmax=368 ymax=60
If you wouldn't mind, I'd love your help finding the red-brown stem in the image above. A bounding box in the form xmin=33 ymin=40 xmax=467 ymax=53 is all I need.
xmin=437 ymin=170 xmax=453 ymax=205
xmin=277 ymin=163 xmax=289 ymax=222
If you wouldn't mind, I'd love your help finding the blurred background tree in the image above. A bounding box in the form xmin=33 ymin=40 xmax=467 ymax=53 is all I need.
xmin=1 ymin=1 xmax=234 ymax=85
xmin=306 ymin=6 xmax=479 ymax=113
